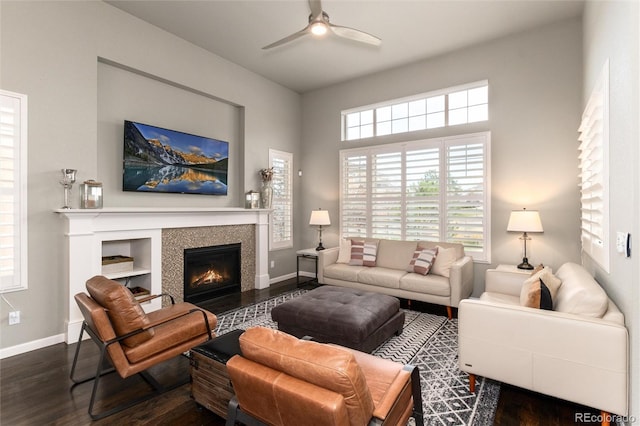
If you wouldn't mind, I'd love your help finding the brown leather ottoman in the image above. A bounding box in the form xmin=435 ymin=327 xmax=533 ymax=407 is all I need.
xmin=271 ymin=285 xmax=404 ymax=353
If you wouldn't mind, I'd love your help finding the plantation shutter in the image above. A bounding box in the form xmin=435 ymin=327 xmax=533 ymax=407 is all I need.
xmin=405 ymin=146 xmax=440 ymax=241
xmin=0 ymin=91 xmax=28 ymax=292
xmin=445 ymin=136 xmax=488 ymax=258
xmin=371 ymin=150 xmax=402 ymax=239
xmin=340 ymin=153 xmax=368 ymax=237
xmin=269 ymin=150 xmax=293 ymax=250
xmin=339 ymin=132 xmax=490 ymax=261
xmin=578 ymin=60 xmax=609 ymax=272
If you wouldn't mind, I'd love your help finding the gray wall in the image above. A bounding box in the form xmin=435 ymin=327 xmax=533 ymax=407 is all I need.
xmin=582 ymin=0 xmax=639 ymax=420
xmin=300 ymin=18 xmax=584 ymax=292
xmin=1 ymin=2 xmax=638 ymax=417
xmin=0 ymin=1 xmax=302 ymax=348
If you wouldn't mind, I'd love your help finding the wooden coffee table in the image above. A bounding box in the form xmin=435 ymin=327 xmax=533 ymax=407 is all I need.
xmin=190 ymin=329 xmax=243 ymax=418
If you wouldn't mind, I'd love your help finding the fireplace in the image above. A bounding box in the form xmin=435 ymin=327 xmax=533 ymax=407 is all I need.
xmin=184 ymin=243 xmax=241 ymax=303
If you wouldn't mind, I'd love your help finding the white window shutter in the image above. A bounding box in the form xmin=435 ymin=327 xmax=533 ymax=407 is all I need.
xmin=269 ymin=150 xmax=293 ymax=250
xmin=340 ymin=132 xmax=490 ymax=261
xmin=578 ymin=60 xmax=609 ymax=272
xmin=0 ymin=90 xmax=28 ymax=292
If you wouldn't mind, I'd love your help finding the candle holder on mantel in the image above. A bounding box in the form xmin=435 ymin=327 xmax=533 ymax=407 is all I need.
xmin=59 ymin=168 xmax=77 ymax=209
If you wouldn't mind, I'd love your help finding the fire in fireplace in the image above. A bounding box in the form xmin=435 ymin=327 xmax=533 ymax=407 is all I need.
xmin=183 ymin=243 xmax=241 ymax=303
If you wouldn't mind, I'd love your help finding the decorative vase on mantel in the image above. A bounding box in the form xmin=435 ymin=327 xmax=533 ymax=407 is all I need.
xmin=259 ymin=167 xmax=274 ymax=209
xmin=260 ymin=180 xmax=273 ymax=209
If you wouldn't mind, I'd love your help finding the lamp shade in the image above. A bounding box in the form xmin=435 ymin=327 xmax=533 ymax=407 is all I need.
xmin=507 ymin=209 xmax=543 ymax=233
xmin=309 ymin=209 xmax=331 ymax=226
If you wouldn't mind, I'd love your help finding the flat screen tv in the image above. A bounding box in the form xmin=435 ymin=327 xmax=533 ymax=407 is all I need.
xmin=123 ymin=120 xmax=228 ymax=195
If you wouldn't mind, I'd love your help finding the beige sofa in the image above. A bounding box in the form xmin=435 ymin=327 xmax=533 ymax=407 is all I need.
xmin=317 ymin=238 xmax=474 ymax=319
xmin=458 ymin=262 xmax=628 ymax=420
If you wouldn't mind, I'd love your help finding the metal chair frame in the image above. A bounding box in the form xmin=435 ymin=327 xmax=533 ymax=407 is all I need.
xmin=70 ymin=293 xmax=213 ymax=420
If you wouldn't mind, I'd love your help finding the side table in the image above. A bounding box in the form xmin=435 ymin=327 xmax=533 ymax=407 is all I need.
xmin=190 ymin=329 xmax=244 ymax=418
xmin=296 ymin=248 xmax=319 ymax=285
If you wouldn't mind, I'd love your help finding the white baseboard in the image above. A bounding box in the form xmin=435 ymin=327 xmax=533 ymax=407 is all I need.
xmin=0 ymin=333 xmax=66 ymax=359
xmin=269 ymin=271 xmax=314 ymax=285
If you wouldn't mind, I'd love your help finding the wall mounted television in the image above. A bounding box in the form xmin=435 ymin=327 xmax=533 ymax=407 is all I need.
xmin=123 ymin=120 xmax=228 ymax=195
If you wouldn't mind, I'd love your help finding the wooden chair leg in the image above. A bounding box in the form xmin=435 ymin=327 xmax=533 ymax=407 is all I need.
xmin=469 ymin=373 xmax=476 ymax=393
xmin=446 ymin=306 xmax=453 ymax=320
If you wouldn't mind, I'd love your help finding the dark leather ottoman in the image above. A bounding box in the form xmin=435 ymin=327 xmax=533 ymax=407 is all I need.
xmin=271 ymin=286 xmax=404 ymax=353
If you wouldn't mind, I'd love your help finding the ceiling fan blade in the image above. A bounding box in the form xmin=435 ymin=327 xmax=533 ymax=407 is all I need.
xmin=309 ymin=0 xmax=323 ymax=19
xmin=330 ymin=24 xmax=382 ymax=46
xmin=262 ymin=27 xmax=309 ymax=50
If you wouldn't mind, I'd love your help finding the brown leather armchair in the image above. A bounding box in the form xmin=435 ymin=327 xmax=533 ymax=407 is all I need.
xmin=70 ymin=275 xmax=217 ymax=420
xmin=225 ymin=327 xmax=423 ymax=426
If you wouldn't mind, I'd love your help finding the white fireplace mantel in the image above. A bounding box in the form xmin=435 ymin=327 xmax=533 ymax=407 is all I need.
xmin=56 ymin=207 xmax=271 ymax=343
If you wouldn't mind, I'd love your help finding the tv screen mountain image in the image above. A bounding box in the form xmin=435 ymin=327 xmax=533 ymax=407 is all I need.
xmin=123 ymin=120 xmax=229 ymax=195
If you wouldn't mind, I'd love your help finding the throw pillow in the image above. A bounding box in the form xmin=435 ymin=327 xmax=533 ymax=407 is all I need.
xmin=406 ymin=247 xmax=438 ymax=275
xmin=520 ymin=267 xmax=562 ymax=310
xmin=336 ymin=239 xmax=352 ymax=264
xmin=531 ymin=263 xmax=545 ymax=275
xmin=430 ymin=246 xmax=457 ymax=277
xmin=349 ymin=240 xmax=378 ymax=267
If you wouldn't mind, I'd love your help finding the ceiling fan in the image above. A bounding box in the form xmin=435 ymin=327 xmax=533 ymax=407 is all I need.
xmin=262 ymin=0 xmax=382 ymax=50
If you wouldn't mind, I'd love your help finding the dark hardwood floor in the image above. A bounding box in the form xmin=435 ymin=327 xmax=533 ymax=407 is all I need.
xmin=0 ymin=278 xmax=601 ymax=425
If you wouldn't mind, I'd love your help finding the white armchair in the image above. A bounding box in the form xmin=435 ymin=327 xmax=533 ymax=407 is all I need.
xmin=458 ymin=263 xmax=628 ymax=424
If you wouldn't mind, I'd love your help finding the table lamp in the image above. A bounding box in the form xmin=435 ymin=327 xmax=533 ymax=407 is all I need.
xmin=309 ymin=209 xmax=330 ymax=251
xmin=507 ymin=208 xmax=543 ymax=270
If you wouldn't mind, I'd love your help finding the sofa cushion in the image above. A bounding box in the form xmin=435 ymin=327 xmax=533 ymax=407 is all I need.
xmin=554 ymin=262 xmax=608 ymax=318
xmin=337 ymin=239 xmax=352 ymax=264
xmin=418 ymin=241 xmax=464 ymax=260
xmin=376 ymin=240 xmax=418 ymax=270
xmin=430 ymin=246 xmax=458 ymax=278
xmin=239 ymin=327 xmax=375 ymax=426
xmin=406 ymin=247 xmax=438 ymax=275
xmin=86 ymin=275 xmax=154 ymax=348
xmin=349 ymin=240 xmax=379 ymax=267
xmin=357 ymin=267 xmax=404 ymax=289
xmin=400 ymin=273 xmax=450 ymax=296
xmin=520 ymin=268 xmax=562 ymax=310
xmin=323 ymin=264 xmax=367 ymax=282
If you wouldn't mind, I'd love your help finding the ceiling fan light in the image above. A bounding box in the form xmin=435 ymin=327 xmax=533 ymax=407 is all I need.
xmin=310 ymin=22 xmax=328 ymax=36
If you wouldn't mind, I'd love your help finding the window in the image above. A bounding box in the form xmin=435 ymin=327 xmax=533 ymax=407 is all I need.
xmin=578 ymin=60 xmax=609 ymax=272
xmin=340 ymin=132 xmax=490 ymax=262
xmin=269 ymin=149 xmax=293 ymax=250
xmin=1 ymin=90 xmax=28 ymax=292
xmin=342 ymin=81 xmax=488 ymax=141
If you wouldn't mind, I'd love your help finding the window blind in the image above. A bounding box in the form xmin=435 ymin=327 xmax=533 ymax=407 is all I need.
xmin=269 ymin=150 xmax=293 ymax=250
xmin=340 ymin=132 xmax=490 ymax=262
xmin=578 ymin=60 xmax=609 ymax=272
xmin=0 ymin=91 xmax=28 ymax=292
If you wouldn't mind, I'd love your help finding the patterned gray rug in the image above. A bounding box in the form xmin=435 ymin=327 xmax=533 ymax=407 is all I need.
xmin=214 ymin=289 xmax=500 ymax=426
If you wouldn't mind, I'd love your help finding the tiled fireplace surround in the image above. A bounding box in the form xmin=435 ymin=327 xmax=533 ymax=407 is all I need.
xmin=57 ymin=208 xmax=270 ymax=343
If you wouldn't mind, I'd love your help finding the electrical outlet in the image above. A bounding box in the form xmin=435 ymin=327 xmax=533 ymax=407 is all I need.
xmin=270 ymin=260 xmax=275 ymax=268
xmin=9 ymin=311 xmax=20 ymax=325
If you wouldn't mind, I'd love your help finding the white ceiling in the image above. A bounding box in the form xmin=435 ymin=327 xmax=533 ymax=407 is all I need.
xmin=106 ymin=0 xmax=584 ymax=93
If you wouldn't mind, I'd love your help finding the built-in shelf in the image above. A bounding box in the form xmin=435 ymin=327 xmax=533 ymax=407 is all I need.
xmin=104 ymin=267 xmax=152 ymax=281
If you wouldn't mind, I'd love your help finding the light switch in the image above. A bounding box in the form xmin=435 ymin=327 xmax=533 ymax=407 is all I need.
xmin=616 ymin=232 xmax=631 ymax=257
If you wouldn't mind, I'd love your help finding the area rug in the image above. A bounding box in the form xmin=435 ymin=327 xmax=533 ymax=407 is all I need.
xmin=214 ymin=289 xmax=500 ymax=425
